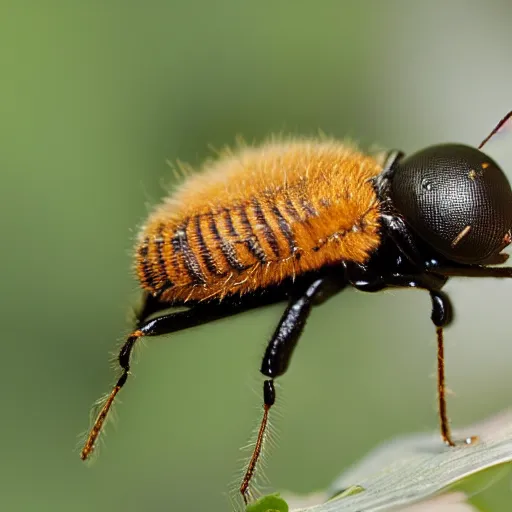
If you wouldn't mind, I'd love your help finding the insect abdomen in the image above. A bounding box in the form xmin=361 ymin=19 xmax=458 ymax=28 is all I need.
xmin=136 ymin=139 xmax=383 ymax=302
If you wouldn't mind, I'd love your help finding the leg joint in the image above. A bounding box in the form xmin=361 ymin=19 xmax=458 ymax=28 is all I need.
xmin=263 ymin=380 xmax=275 ymax=407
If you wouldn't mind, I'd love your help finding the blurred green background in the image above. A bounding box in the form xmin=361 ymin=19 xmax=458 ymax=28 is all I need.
xmin=1 ymin=2 xmax=512 ymax=511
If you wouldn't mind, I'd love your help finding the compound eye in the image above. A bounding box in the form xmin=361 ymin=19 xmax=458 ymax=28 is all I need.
xmin=390 ymin=144 xmax=512 ymax=264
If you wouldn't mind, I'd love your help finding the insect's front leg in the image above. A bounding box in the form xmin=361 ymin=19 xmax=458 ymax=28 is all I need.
xmin=239 ymin=272 xmax=346 ymax=504
xmin=345 ymin=261 xmax=475 ymax=448
xmin=436 ymin=264 xmax=512 ymax=279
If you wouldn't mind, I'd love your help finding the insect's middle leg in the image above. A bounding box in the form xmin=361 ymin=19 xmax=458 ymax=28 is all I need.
xmin=239 ymin=273 xmax=346 ymax=504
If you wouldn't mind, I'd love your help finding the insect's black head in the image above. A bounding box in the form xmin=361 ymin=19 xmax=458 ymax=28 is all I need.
xmin=390 ymin=144 xmax=512 ymax=264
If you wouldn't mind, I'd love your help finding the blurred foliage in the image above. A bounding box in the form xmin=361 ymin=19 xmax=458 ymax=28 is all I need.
xmin=1 ymin=2 xmax=512 ymax=512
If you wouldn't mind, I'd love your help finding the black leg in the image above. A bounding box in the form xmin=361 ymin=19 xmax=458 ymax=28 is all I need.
xmin=346 ymin=262 xmax=479 ymax=449
xmin=239 ymin=274 xmax=346 ymax=504
xmin=430 ymin=289 xmax=478 ymax=447
xmin=437 ymin=265 xmax=512 ymax=278
xmin=81 ymin=292 xmax=285 ymax=461
xmin=345 ymin=261 xmax=448 ymax=293
xmin=430 ymin=290 xmax=454 ymax=446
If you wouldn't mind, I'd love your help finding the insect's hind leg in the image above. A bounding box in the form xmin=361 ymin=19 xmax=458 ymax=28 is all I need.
xmin=239 ymin=273 xmax=346 ymax=504
xmin=80 ymin=293 xmax=274 ymax=462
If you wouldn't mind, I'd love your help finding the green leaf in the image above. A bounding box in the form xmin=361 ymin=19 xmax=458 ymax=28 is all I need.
xmin=288 ymin=409 xmax=512 ymax=511
xmin=246 ymin=493 xmax=289 ymax=512
xmin=329 ymin=486 xmax=365 ymax=501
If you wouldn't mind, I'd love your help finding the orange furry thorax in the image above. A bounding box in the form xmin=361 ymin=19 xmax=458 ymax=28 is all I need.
xmin=136 ymin=139 xmax=383 ymax=302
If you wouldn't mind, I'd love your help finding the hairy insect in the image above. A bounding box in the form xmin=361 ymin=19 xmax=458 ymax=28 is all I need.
xmin=81 ymin=112 xmax=512 ymax=505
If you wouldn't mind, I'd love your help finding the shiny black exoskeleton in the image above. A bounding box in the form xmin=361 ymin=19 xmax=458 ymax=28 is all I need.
xmin=379 ymin=144 xmax=512 ymax=265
